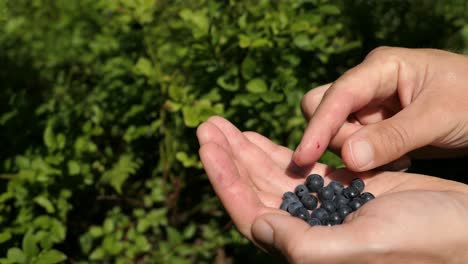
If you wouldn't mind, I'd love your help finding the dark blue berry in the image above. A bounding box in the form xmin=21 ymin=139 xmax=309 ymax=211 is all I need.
xmin=351 ymin=178 xmax=365 ymax=193
xmin=360 ymin=192 xmax=375 ymax=204
xmin=287 ymin=201 xmax=303 ymax=214
xmin=280 ymin=199 xmax=293 ymax=211
xmin=327 ymin=212 xmax=342 ymax=226
xmin=306 ymin=174 xmax=324 ymax=192
xmin=337 ymin=205 xmax=352 ymax=219
xmin=295 ymin=184 xmax=309 ymax=198
xmin=333 ymin=194 xmax=350 ymax=208
xmin=293 ymin=207 xmax=311 ymax=221
xmin=318 ymin=186 xmax=334 ymax=201
xmin=311 ymin=208 xmax=329 ymax=222
xmin=348 ymin=198 xmax=363 ymax=211
xmin=300 ymin=194 xmax=318 ymax=210
xmin=342 ymin=186 xmax=360 ymax=199
xmin=283 ymin=191 xmax=299 ymax=201
xmin=307 ymin=218 xmax=321 ymax=226
xmin=320 ymin=200 xmax=336 ymax=213
xmin=328 ymin=181 xmax=344 ymax=195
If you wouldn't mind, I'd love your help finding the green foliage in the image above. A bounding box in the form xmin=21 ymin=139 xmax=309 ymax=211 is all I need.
xmin=0 ymin=0 xmax=467 ymax=262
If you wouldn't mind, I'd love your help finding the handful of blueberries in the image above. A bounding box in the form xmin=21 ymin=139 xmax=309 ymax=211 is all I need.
xmin=280 ymin=174 xmax=375 ymax=226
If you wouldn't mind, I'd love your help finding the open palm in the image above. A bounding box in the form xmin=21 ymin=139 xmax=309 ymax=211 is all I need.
xmin=197 ymin=116 xmax=468 ymax=263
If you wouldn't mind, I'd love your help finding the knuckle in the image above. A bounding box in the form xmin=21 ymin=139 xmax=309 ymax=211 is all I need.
xmin=300 ymin=91 xmax=312 ymax=114
xmin=242 ymin=131 xmax=259 ymax=138
xmin=366 ymin=46 xmax=393 ymax=58
xmin=366 ymin=46 xmax=401 ymax=69
xmin=301 ymin=90 xmax=322 ymax=118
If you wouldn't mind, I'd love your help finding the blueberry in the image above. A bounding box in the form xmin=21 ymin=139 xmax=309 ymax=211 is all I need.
xmin=360 ymin=192 xmax=375 ymax=204
xmin=320 ymin=200 xmax=336 ymax=213
xmin=342 ymin=186 xmax=360 ymax=199
xmin=351 ymin=178 xmax=365 ymax=193
xmin=337 ymin=205 xmax=352 ymax=219
xmin=287 ymin=201 xmax=303 ymax=214
xmin=318 ymin=186 xmax=334 ymax=201
xmin=311 ymin=208 xmax=329 ymax=222
xmin=348 ymin=198 xmax=363 ymax=211
xmin=307 ymin=218 xmax=322 ymax=226
xmin=295 ymin=184 xmax=309 ymax=198
xmin=283 ymin=191 xmax=299 ymax=201
xmin=306 ymin=174 xmax=324 ymax=192
xmin=328 ymin=181 xmax=344 ymax=195
xmin=333 ymin=194 xmax=350 ymax=208
xmin=293 ymin=207 xmax=311 ymax=221
xmin=327 ymin=212 xmax=342 ymax=226
xmin=280 ymin=199 xmax=293 ymax=211
xmin=300 ymin=194 xmax=318 ymax=210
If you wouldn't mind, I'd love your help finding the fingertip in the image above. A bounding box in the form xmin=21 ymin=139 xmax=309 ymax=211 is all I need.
xmin=206 ymin=115 xmax=224 ymax=122
xmin=292 ymin=141 xmax=324 ymax=167
xmin=196 ymin=122 xmax=213 ymax=146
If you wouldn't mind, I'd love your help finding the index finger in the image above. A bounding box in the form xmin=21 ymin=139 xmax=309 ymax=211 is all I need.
xmin=292 ymin=47 xmax=419 ymax=167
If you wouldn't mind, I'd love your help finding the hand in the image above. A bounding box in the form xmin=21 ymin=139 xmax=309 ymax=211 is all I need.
xmin=197 ymin=116 xmax=468 ymax=263
xmin=294 ymin=47 xmax=468 ymax=171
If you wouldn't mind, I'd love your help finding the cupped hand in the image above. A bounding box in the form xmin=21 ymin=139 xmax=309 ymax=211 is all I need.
xmin=294 ymin=47 xmax=468 ymax=171
xmin=197 ymin=116 xmax=468 ymax=263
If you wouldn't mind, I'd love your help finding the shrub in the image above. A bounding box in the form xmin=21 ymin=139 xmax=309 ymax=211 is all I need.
xmin=0 ymin=0 xmax=466 ymax=262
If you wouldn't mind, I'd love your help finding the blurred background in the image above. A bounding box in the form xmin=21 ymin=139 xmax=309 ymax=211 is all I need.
xmin=1 ymin=0 xmax=468 ymax=263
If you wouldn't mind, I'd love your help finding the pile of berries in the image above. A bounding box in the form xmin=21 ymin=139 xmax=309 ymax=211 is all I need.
xmin=280 ymin=174 xmax=375 ymax=226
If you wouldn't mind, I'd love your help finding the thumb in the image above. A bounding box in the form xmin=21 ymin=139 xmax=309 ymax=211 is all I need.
xmin=342 ymin=100 xmax=443 ymax=172
xmin=251 ymin=213 xmax=362 ymax=263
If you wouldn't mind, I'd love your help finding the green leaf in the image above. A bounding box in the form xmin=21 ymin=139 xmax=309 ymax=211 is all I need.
xmin=176 ymin=152 xmax=202 ymax=168
xmin=22 ymin=230 xmax=38 ymax=257
xmin=100 ymin=155 xmax=141 ymax=194
xmin=43 ymin=123 xmax=56 ymax=150
xmin=35 ymin=250 xmax=67 ymax=264
xmin=183 ymin=224 xmax=196 ymax=239
xmin=216 ymin=68 xmax=239 ymax=91
xmin=246 ymin=78 xmax=268 ymax=93
xmin=250 ymin=38 xmax=272 ymax=48
xmin=179 ymin=9 xmax=209 ymax=38
xmin=89 ymin=226 xmax=103 ymax=238
xmin=7 ymin=248 xmax=26 ymax=263
xmin=0 ymin=110 xmax=17 ymax=125
xmin=34 ymin=196 xmax=55 ymax=214
xmin=67 ymin=160 xmax=80 ymax=175
xmin=169 ymin=84 xmax=186 ymax=101
xmin=318 ymin=150 xmax=344 ymax=168
xmin=241 ymin=57 xmax=256 ymax=79
xmin=318 ymin=4 xmax=341 ymax=15
xmin=0 ymin=231 xmax=12 ymax=244
xmin=103 ymin=218 xmax=115 ymax=234
xmin=238 ymin=34 xmax=251 ymax=48
xmin=182 ymin=100 xmax=224 ymax=128
xmin=293 ymin=34 xmax=312 ymax=50
xmin=167 ymin=227 xmax=182 ymax=244
xmin=89 ymin=248 xmax=104 ymax=260
xmin=309 ymin=34 xmax=327 ymax=48
xmin=134 ymin=57 xmax=154 ymax=78
xmin=260 ymin=92 xmax=284 ymax=103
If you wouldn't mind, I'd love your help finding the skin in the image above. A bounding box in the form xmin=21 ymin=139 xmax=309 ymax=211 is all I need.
xmin=197 ymin=116 xmax=468 ymax=264
xmin=293 ymin=47 xmax=468 ymax=171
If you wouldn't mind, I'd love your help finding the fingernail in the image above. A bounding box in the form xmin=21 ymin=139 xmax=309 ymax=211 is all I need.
xmin=253 ymin=219 xmax=274 ymax=245
xmin=349 ymin=139 xmax=374 ymax=169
